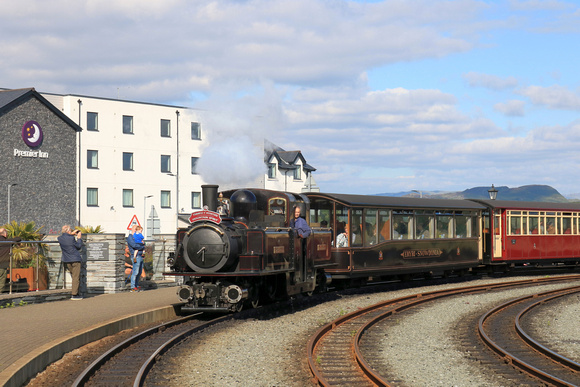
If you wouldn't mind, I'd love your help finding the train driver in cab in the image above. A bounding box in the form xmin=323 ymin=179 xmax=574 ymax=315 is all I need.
xmin=290 ymin=206 xmax=311 ymax=238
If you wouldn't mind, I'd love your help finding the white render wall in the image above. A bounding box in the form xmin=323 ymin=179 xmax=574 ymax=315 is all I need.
xmin=44 ymin=93 xmax=207 ymax=236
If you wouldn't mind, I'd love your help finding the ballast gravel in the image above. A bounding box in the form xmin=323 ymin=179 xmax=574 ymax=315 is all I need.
xmin=149 ymin=275 xmax=580 ymax=387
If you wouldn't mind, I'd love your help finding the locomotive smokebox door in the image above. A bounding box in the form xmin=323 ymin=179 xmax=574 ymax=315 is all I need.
xmin=183 ymin=224 xmax=238 ymax=272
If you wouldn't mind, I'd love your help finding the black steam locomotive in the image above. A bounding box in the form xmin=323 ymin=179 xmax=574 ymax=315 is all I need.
xmin=166 ymin=185 xmax=332 ymax=312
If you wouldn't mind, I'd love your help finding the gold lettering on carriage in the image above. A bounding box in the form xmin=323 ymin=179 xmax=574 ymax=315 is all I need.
xmin=401 ymin=249 xmax=443 ymax=259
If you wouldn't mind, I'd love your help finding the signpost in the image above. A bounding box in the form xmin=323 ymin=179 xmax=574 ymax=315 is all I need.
xmin=127 ymin=215 xmax=140 ymax=231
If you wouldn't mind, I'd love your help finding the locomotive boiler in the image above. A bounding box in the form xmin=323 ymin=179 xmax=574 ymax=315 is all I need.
xmin=167 ymin=185 xmax=332 ymax=312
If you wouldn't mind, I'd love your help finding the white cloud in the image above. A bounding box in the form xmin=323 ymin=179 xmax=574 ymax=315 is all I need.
xmin=494 ymin=100 xmax=526 ymax=116
xmin=463 ymin=72 xmax=519 ymax=91
xmin=518 ymin=85 xmax=580 ymax=111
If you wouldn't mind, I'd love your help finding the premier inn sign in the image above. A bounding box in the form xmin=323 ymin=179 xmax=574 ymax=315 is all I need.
xmin=14 ymin=120 xmax=50 ymax=159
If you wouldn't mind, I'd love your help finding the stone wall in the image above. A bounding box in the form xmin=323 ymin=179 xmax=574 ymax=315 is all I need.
xmin=42 ymin=233 xmax=178 ymax=294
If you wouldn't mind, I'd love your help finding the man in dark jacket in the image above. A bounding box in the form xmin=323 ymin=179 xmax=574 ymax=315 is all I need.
xmin=57 ymin=225 xmax=83 ymax=300
xmin=0 ymin=228 xmax=22 ymax=292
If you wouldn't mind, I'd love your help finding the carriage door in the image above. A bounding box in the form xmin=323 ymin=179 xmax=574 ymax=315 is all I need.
xmin=493 ymin=212 xmax=502 ymax=259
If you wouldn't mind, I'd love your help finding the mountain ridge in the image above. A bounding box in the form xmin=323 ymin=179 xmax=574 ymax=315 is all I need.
xmin=377 ymin=185 xmax=574 ymax=202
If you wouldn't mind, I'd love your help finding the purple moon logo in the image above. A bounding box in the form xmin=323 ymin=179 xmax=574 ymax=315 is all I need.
xmin=22 ymin=121 xmax=43 ymax=148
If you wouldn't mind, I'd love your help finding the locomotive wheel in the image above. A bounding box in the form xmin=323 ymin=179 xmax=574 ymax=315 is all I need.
xmin=262 ymin=276 xmax=278 ymax=302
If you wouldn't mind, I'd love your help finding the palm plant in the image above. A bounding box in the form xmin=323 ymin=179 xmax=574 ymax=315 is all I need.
xmin=75 ymin=225 xmax=105 ymax=234
xmin=3 ymin=221 xmax=46 ymax=268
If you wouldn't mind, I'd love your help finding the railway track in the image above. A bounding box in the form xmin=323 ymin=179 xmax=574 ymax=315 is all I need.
xmin=479 ymin=286 xmax=580 ymax=386
xmin=72 ymin=313 xmax=231 ymax=387
xmin=306 ymin=274 xmax=580 ymax=386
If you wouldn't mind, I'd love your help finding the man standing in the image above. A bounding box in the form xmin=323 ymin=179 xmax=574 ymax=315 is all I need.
xmin=126 ymin=224 xmax=145 ymax=292
xmin=57 ymin=225 xmax=83 ymax=300
xmin=290 ymin=206 xmax=311 ymax=238
xmin=0 ymin=228 xmax=22 ymax=293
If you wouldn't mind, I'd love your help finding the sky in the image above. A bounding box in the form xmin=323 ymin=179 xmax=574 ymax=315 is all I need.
xmin=2 ymin=0 xmax=580 ymax=195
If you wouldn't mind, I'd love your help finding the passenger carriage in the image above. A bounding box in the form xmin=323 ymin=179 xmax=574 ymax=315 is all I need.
xmin=474 ymin=200 xmax=580 ymax=266
xmin=306 ymin=193 xmax=485 ymax=283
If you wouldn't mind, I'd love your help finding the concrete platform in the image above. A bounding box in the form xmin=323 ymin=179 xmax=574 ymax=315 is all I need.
xmin=0 ymin=283 xmax=183 ymax=387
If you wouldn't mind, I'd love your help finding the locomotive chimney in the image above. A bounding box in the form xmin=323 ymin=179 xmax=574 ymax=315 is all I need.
xmin=202 ymin=184 xmax=219 ymax=211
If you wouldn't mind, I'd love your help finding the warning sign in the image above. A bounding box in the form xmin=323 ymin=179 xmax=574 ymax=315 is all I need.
xmin=127 ymin=215 xmax=141 ymax=230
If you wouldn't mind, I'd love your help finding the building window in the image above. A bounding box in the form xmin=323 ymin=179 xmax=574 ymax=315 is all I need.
xmin=294 ymin=166 xmax=301 ymax=180
xmin=87 ymin=188 xmax=98 ymax=206
xmin=123 ymin=189 xmax=134 ymax=207
xmin=191 ymin=122 xmax=201 ymax=140
xmin=123 ymin=115 xmax=133 ymax=134
xmin=161 ymin=155 xmax=171 ymax=173
xmin=161 ymin=119 xmax=171 ymax=137
xmin=268 ymin=163 xmax=276 ymax=178
xmin=191 ymin=157 xmax=198 ymax=174
xmin=87 ymin=112 xmax=98 ymax=131
xmin=87 ymin=150 xmax=98 ymax=169
xmin=161 ymin=190 xmax=171 ymax=208
xmin=192 ymin=192 xmax=201 ymax=208
xmin=123 ymin=152 xmax=134 ymax=171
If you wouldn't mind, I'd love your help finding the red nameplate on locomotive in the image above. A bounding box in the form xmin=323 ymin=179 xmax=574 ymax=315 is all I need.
xmin=189 ymin=210 xmax=221 ymax=224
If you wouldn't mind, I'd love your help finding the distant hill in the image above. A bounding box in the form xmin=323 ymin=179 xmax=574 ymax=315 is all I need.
xmin=380 ymin=185 xmax=571 ymax=202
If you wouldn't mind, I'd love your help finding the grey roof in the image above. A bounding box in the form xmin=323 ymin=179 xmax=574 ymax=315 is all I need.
xmin=264 ymin=139 xmax=316 ymax=172
xmin=308 ymin=192 xmax=486 ymax=210
xmin=0 ymin=88 xmax=34 ymax=112
xmin=472 ymin=199 xmax=580 ymax=211
xmin=0 ymin=88 xmax=82 ymax=132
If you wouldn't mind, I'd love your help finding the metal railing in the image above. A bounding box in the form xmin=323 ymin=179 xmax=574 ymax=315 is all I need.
xmin=0 ymin=240 xmax=61 ymax=294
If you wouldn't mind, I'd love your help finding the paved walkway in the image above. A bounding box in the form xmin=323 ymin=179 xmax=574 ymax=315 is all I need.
xmin=0 ymin=285 xmax=182 ymax=387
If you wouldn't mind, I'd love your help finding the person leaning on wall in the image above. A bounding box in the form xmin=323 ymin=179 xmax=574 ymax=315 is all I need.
xmin=57 ymin=225 xmax=83 ymax=300
xmin=0 ymin=228 xmax=22 ymax=293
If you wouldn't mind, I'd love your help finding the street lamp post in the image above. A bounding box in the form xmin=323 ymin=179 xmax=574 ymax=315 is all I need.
xmin=7 ymin=183 xmax=17 ymax=224
xmin=144 ymin=195 xmax=153 ymax=237
xmin=168 ymin=173 xmax=179 ymax=229
xmin=488 ymin=184 xmax=498 ymax=200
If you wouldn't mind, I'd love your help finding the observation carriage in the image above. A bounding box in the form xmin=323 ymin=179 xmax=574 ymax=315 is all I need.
xmin=307 ymin=193 xmax=485 ymax=284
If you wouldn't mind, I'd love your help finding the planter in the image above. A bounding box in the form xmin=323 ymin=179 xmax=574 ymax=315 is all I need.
xmin=8 ymin=267 xmax=48 ymax=291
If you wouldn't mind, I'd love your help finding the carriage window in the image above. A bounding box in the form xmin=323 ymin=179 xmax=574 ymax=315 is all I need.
xmin=309 ymin=198 xmax=333 ymax=228
xmin=268 ymin=198 xmax=286 ymax=216
xmin=545 ymin=214 xmax=557 ymax=234
xmin=393 ymin=210 xmax=412 ymax=240
xmin=378 ymin=210 xmax=391 ymax=241
xmin=335 ymin=204 xmax=349 ymax=247
xmin=415 ymin=210 xmax=434 ymax=239
xmin=529 ymin=213 xmax=539 ymax=234
xmin=351 ymin=209 xmax=363 ymax=247
xmin=455 ymin=211 xmax=473 ymax=238
xmin=436 ymin=211 xmax=453 ymax=238
xmin=562 ymin=215 xmax=572 ymax=234
xmin=363 ymin=209 xmax=378 ymax=246
xmin=509 ymin=211 xmax=522 ymax=235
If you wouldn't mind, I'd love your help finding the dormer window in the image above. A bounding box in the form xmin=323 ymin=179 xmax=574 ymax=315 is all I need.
xmin=293 ymin=166 xmax=301 ymax=180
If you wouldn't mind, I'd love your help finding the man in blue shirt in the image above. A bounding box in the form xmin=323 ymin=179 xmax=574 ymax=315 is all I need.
xmin=57 ymin=225 xmax=83 ymax=300
xmin=290 ymin=206 xmax=311 ymax=238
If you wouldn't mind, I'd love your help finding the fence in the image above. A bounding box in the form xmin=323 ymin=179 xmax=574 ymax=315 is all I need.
xmin=1 ymin=233 xmax=178 ymax=295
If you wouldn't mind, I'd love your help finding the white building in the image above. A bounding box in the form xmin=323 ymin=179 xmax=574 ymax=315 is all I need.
xmin=37 ymin=92 xmax=318 ymax=236
xmin=42 ymin=92 xmax=205 ymax=237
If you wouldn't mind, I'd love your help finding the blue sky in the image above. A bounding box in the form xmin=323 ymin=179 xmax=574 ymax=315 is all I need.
xmin=2 ymin=0 xmax=580 ymax=195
